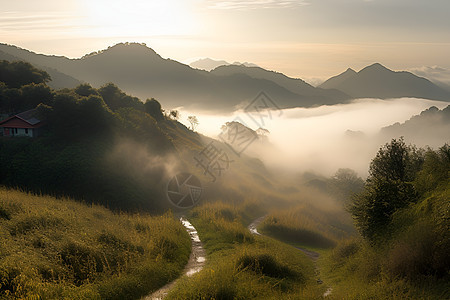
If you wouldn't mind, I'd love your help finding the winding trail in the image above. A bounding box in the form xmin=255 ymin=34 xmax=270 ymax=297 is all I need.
xmin=143 ymin=217 xmax=206 ymax=300
xmin=247 ymin=216 xmax=332 ymax=298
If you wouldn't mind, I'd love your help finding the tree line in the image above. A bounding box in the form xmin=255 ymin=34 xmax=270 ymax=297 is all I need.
xmin=0 ymin=60 xmax=194 ymax=212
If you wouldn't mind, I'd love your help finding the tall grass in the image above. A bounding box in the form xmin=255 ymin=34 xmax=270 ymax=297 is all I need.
xmin=167 ymin=201 xmax=326 ymax=299
xmin=320 ymin=183 xmax=450 ymax=299
xmin=259 ymin=203 xmax=355 ymax=249
xmin=0 ymin=188 xmax=191 ymax=299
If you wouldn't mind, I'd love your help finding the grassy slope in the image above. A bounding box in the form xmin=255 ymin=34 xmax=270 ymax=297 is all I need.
xmin=167 ymin=201 xmax=327 ymax=299
xmin=0 ymin=188 xmax=191 ymax=300
xmin=320 ymin=182 xmax=450 ymax=299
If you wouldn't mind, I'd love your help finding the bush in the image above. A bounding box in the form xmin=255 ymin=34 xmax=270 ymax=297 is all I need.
xmin=236 ymin=253 xmax=298 ymax=279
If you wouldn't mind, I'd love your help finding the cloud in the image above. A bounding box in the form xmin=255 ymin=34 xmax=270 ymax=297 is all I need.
xmin=0 ymin=12 xmax=83 ymax=32
xmin=179 ymin=98 xmax=449 ymax=177
xmin=205 ymin=0 xmax=309 ymax=10
xmin=408 ymin=66 xmax=450 ymax=88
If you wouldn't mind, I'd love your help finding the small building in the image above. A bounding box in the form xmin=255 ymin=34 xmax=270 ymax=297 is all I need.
xmin=0 ymin=109 xmax=44 ymax=138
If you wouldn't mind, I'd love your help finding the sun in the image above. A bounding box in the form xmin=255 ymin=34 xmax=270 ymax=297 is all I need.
xmin=81 ymin=0 xmax=197 ymax=37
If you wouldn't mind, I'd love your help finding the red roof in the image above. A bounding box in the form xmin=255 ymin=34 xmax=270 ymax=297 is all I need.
xmin=0 ymin=109 xmax=43 ymax=129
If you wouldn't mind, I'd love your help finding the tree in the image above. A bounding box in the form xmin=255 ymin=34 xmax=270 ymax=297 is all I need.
xmin=187 ymin=116 xmax=199 ymax=131
xmin=20 ymin=83 xmax=54 ymax=109
xmin=169 ymin=110 xmax=179 ymax=120
xmin=144 ymin=98 xmax=164 ymax=121
xmin=99 ymin=83 xmax=143 ymax=111
xmin=0 ymin=60 xmax=50 ymax=88
xmin=414 ymin=144 xmax=450 ymax=194
xmin=349 ymin=138 xmax=420 ymax=242
xmin=74 ymin=84 xmax=98 ymax=97
xmin=331 ymin=168 xmax=364 ymax=203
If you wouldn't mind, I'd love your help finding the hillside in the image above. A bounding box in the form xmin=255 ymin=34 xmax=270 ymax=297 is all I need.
xmin=322 ymin=140 xmax=449 ymax=299
xmin=320 ymin=63 xmax=450 ymax=101
xmin=0 ymin=43 xmax=350 ymax=111
xmin=0 ymin=60 xmax=284 ymax=214
xmin=380 ymin=105 xmax=450 ymax=147
xmin=0 ymin=49 xmax=81 ymax=90
xmin=0 ymin=188 xmax=191 ymax=299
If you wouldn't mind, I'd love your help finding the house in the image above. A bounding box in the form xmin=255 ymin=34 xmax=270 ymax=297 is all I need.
xmin=0 ymin=109 xmax=44 ymax=137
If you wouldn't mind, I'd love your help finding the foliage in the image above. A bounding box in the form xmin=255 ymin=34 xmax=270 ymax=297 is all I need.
xmin=323 ymin=141 xmax=449 ymax=299
xmin=0 ymin=67 xmax=181 ymax=212
xmin=143 ymin=98 xmax=164 ymax=122
xmin=349 ymin=138 xmax=420 ymax=241
xmin=187 ymin=115 xmax=199 ymax=131
xmin=74 ymin=83 xmax=99 ymax=97
xmin=0 ymin=188 xmax=191 ymax=299
xmin=329 ymin=168 xmax=364 ymax=203
xmin=0 ymin=60 xmax=50 ymax=88
xmin=169 ymin=110 xmax=179 ymax=120
xmin=98 ymin=83 xmax=143 ymax=111
xmin=414 ymin=144 xmax=450 ymax=194
xmin=47 ymin=91 xmax=115 ymax=141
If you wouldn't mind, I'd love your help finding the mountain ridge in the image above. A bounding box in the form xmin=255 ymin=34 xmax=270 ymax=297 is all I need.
xmin=0 ymin=43 xmax=349 ymax=111
xmin=320 ymin=63 xmax=450 ymax=101
xmin=190 ymin=58 xmax=258 ymax=71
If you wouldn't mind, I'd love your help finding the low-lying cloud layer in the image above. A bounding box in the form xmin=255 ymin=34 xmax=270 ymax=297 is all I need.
xmin=180 ymin=98 xmax=449 ymax=177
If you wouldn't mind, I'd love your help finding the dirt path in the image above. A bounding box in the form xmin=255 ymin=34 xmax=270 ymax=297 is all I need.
xmin=247 ymin=216 xmax=332 ymax=298
xmin=143 ymin=217 xmax=206 ymax=300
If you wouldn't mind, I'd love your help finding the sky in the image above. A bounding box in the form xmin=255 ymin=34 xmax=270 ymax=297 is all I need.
xmin=1 ymin=0 xmax=450 ymax=80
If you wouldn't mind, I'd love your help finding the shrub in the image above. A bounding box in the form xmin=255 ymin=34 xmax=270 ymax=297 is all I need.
xmin=236 ymin=253 xmax=298 ymax=280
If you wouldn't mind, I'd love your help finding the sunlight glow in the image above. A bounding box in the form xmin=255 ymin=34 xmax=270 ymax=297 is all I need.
xmin=81 ymin=0 xmax=197 ymax=37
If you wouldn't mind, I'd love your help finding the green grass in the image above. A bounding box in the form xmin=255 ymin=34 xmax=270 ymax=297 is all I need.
xmin=320 ymin=238 xmax=449 ymax=299
xmin=167 ymin=201 xmax=326 ymax=299
xmin=259 ymin=203 xmax=355 ymax=249
xmin=0 ymin=188 xmax=191 ymax=299
xmin=319 ymin=182 xmax=450 ymax=299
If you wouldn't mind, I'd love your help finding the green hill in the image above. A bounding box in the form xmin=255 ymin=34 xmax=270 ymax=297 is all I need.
xmin=0 ymin=188 xmax=190 ymax=299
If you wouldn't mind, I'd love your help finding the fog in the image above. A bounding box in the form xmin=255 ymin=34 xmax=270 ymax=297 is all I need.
xmin=179 ymin=98 xmax=449 ymax=177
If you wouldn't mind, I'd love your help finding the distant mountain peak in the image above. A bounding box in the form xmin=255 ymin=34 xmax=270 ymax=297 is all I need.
xmin=345 ymin=68 xmax=357 ymax=73
xmin=190 ymin=58 xmax=259 ymax=71
xmin=82 ymin=42 xmax=160 ymax=60
xmin=231 ymin=61 xmax=259 ymax=68
xmin=360 ymin=63 xmax=391 ymax=73
xmin=319 ymin=63 xmax=450 ymax=101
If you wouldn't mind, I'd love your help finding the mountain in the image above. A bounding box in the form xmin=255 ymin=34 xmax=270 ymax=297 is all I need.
xmin=0 ymin=49 xmax=81 ymax=89
xmin=190 ymin=58 xmax=258 ymax=71
xmin=319 ymin=63 xmax=450 ymax=101
xmin=320 ymin=68 xmax=357 ymax=89
xmin=211 ymin=65 xmax=350 ymax=105
xmin=190 ymin=58 xmax=230 ymax=71
xmin=0 ymin=43 xmax=349 ymax=111
xmin=380 ymin=105 xmax=450 ymax=147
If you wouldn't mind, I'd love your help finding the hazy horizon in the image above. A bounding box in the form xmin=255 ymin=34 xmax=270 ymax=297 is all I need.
xmin=2 ymin=0 xmax=450 ymax=80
